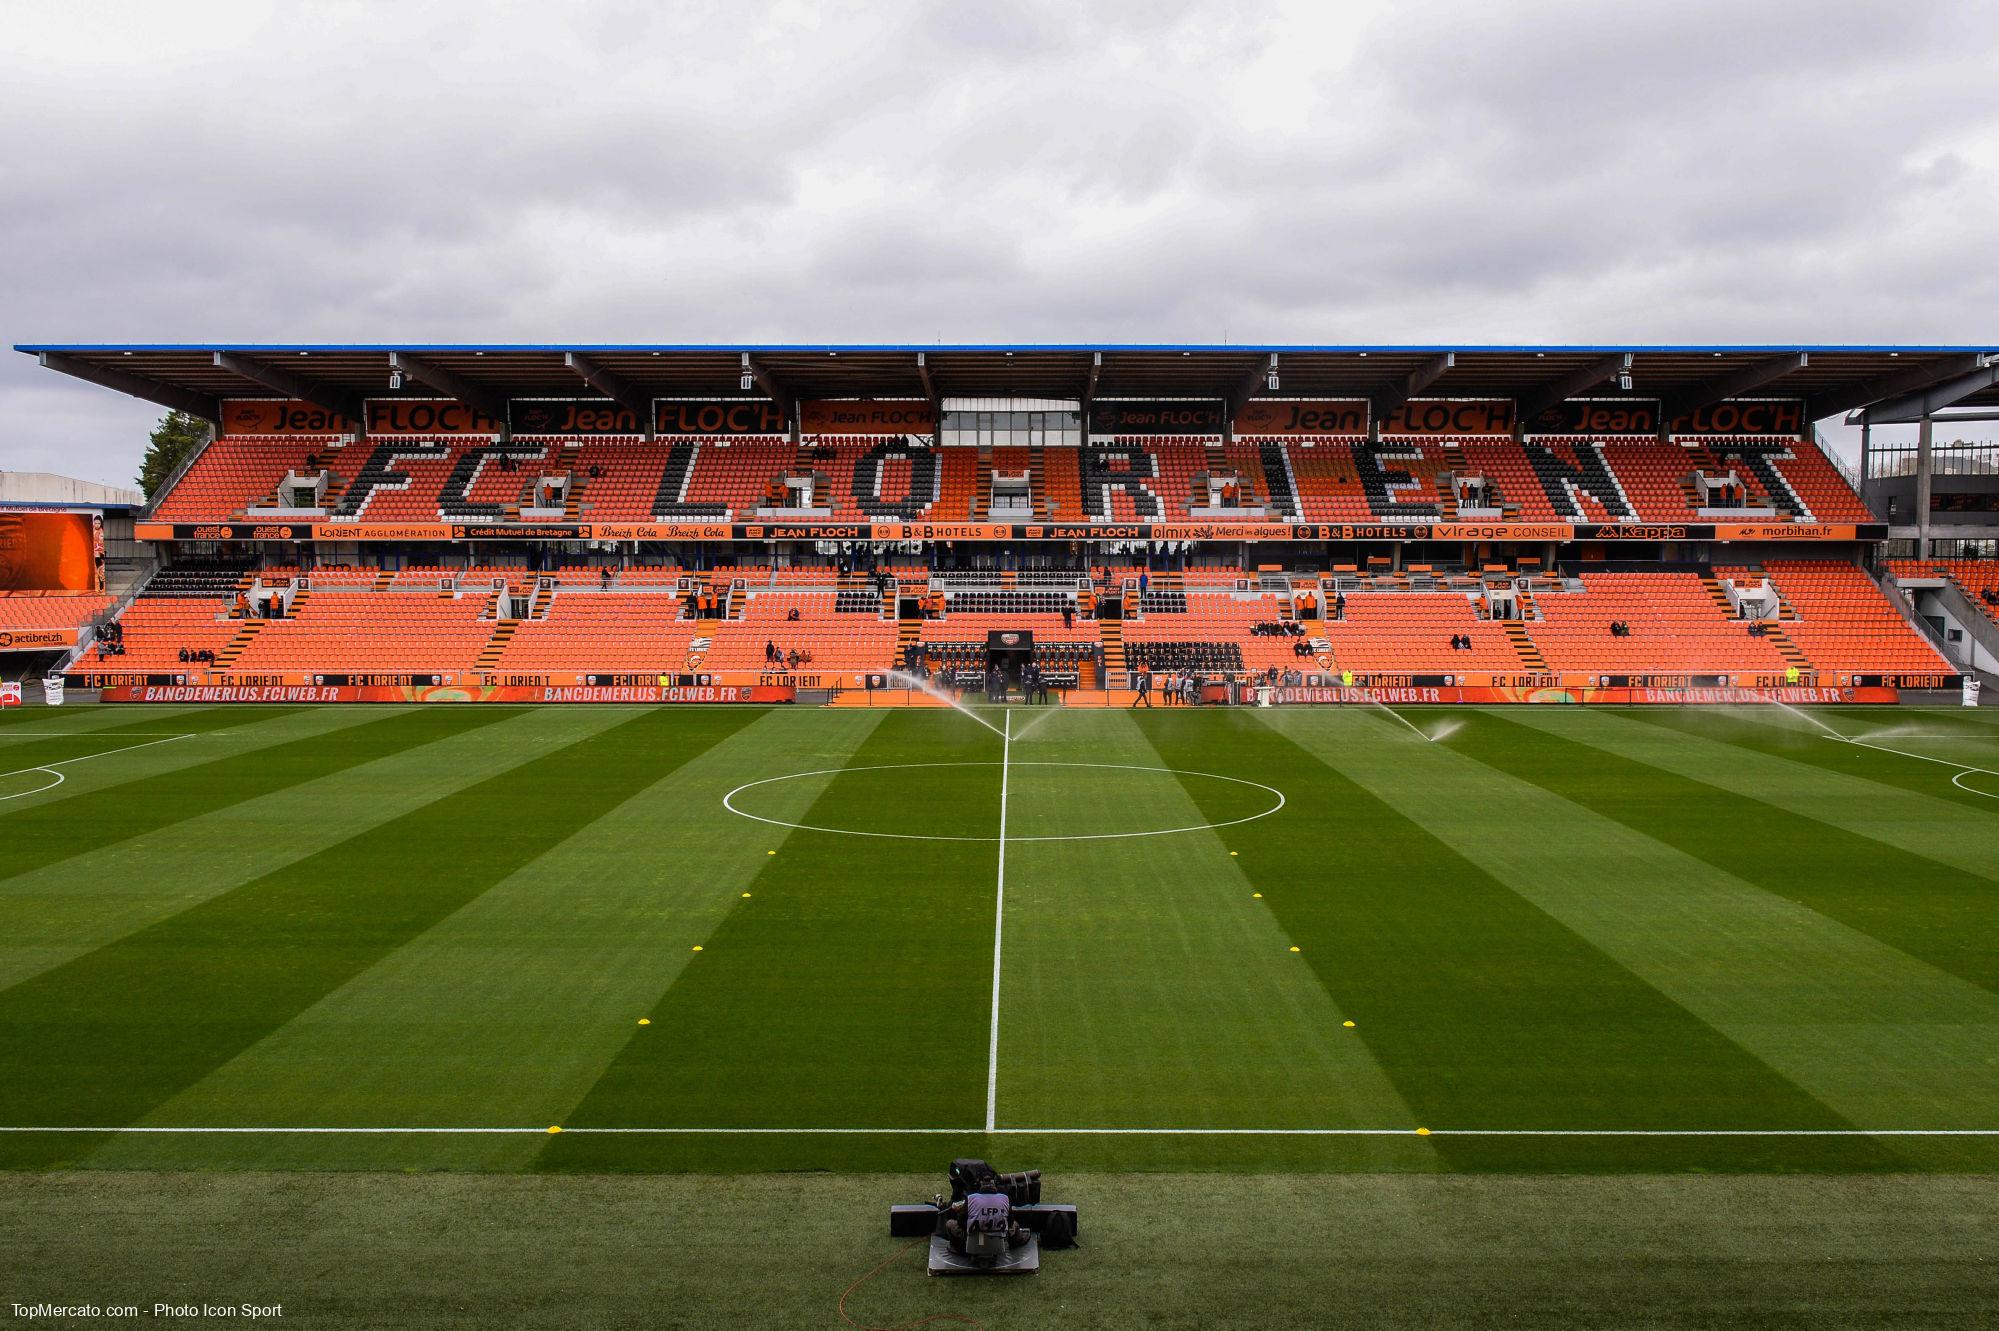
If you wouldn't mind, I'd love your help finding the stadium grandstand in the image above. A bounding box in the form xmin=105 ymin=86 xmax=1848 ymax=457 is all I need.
xmin=17 ymin=343 xmax=1999 ymax=705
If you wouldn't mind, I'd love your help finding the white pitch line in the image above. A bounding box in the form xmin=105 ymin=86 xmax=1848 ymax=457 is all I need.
xmin=1826 ymin=736 xmax=1999 ymax=802
xmin=0 ymin=733 xmax=196 ymax=802
xmin=0 ymin=1125 xmax=1994 ymax=1137
xmin=0 ymin=732 xmax=211 ymax=739
xmin=0 ymin=732 xmax=195 ymax=779
xmin=984 ymin=709 xmax=1011 ymax=1133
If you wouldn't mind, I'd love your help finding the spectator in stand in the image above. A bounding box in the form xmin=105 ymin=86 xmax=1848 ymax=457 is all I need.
xmin=1061 ymin=603 xmax=1074 ymax=630
xmin=1333 ymin=592 xmax=1346 ymax=622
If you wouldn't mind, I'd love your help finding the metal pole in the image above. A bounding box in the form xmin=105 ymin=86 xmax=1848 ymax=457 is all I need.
xmin=1916 ymin=414 xmax=1934 ymax=557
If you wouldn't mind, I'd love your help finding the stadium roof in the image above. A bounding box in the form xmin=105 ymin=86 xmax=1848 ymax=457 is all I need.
xmin=17 ymin=343 xmax=1999 ymax=427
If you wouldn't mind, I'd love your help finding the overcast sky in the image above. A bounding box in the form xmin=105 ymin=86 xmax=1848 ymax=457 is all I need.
xmin=4 ymin=0 xmax=1996 ymax=486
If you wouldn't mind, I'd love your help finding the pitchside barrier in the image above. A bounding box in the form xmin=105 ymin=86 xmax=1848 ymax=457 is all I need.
xmin=87 ymin=677 xmax=1919 ymax=704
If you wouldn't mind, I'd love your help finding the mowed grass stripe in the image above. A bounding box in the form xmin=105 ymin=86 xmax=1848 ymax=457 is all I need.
xmin=0 ymin=707 xmax=544 ymax=994
xmin=548 ymin=710 xmax=1001 ymax=1170
xmin=0 ymin=705 xmax=722 ymax=1169
xmin=1634 ymin=706 xmax=1999 ymax=813
xmin=996 ymin=710 xmax=1422 ymax=1165
xmin=1351 ymin=709 xmax=1996 ymax=1168
xmin=1217 ymin=709 xmax=1889 ymax=1173
xmin=0 ymin=704 xmax=219 ymax=738
xmin=0 ymin=705 xmax=501 ymax=885
xmin=1505 ymin=707 xmax=1999 ymax=994
xmin=0 ymin=706 xmax=250 ymax=791
xmin=90 ymin=706 xmax=796 ymax=1173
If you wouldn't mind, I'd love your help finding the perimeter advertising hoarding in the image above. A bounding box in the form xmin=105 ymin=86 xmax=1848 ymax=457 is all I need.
xmin=99 ymin=683 xmax=796 ymax=704
xmin=0 ymin=511 xmax=101 ymax=591
xmin=131 ymin=519 xmax=1890 ymax=543
xmin=90 ymin=680 xmax=1905 ymax=705
xmin=1272 ymin=685 xmax=1900 ymax=705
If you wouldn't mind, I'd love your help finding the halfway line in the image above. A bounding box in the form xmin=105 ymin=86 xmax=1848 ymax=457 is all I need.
xmin=984 ymin=709 xmax=1010 ymax=1132
xmin=0 ymin=1125 xmax=1993 ymax=1137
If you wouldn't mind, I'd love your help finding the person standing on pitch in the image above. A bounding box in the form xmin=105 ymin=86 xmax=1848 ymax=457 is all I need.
xmin=1134 ymin=665 xmax=1152 ymax=707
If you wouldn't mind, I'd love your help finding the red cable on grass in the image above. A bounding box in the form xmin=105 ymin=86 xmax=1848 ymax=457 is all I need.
xmin=836 ymin=1237 xmax=985 ymax=1331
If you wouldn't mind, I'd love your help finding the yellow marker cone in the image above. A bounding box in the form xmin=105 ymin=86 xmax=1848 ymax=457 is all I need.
xmin=692 ymin=945 xmax=703 ymax=952
xmin=1229 ymin=851 xmax=1238 ymax=857
xmin=638 ymin=1018 xmax=651 ymax=1026
xmin=547 ymin=1125 xmax=563 ymax=1134
xmin=741 ymin=892 xmax=752 ymax=898
xmin=1288 ymin=946 xmax=1300 ymax=953
xmin=767 ymin=850 xmax=777 ymax=856
xmin=1415 ymin=1127 xmax=1431 ymax=1136
xmin=1342 ymin=1020 xmax=1355 ymax=1028
xmin=1252 ymin=892 xmax=1263 ymax=899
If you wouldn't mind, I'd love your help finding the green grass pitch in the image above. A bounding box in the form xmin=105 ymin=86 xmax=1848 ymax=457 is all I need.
xmin=4 ymin=700 xmax=1997 ymax=1325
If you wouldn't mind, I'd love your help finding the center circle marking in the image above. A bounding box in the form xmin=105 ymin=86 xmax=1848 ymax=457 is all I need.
xmin=722 ymin=760 xmax=1286 ymax=842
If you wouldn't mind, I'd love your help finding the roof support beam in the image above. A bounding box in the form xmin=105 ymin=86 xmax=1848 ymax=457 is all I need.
xmin=387 ymin=352 xmax=511 ymax=432
xmin=1369 ymin=352 xmax=1453 ymax=430
xmin=214 ymin=352 xmax=362 ymax=427
xmin=915 ymin=352 xmax=936 ymax=400
xmin=1853 ymin=357 xmax=1999 ymax=424
xmin=1815 ymin=353 xmax=1987 ymax=422
xmin=1513 ymin=353 xmax=1629 ymax=427
xmin=564 ymin=353 xmax=655 ymax=440
xmin=1658 ymin=351 xmax=1807 ymax=430
xmin=1086 ymin=351 xmax=1104 ymax=402
xmin=742 ymin=353 xmax=790 ymax=405
xmin=1227 ymin=354 xmax=1277 ymax=418
xmin=38 ymin=352 xmax=220 ymax=428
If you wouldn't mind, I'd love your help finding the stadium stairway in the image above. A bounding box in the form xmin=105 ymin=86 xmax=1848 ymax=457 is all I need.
xmin=1099 ymin=616 xmax=1126 ymax=677
xmin=1504 ymin=620 xmax=1546 ymax=671
xmin=1764 ymin=624 xmax=1813 ymax=677
xmin=475 ymin=619 xmax=518 ymax=672
xmin=213 ymin=618 xmax=265 ymax=669
xmin=1697 ymin=570 xmax=1734 ymax=614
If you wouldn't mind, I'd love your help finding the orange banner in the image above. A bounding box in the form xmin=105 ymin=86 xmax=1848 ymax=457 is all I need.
xmin=1232 ymin=400 xmax=1368 ymax=434
xmin=222 ymin=400 xmax=350 ymax=435
xmin=1378 ymin=399 xmax=1514 ymax=434
xmin=1710 ymin=522 xmax=1862 ymax=541
xmin=0 ymin=626 xmax=80 ymax=650
xmin=366 ymin=400 xmax=503 ymax=435
xmin=800 ymin=400 xmax=937 ymax=434
xmin=1674 ymin=400 xmax=1804 ymax=435
xmin=657 ymin=400 xmax=789 ymax=436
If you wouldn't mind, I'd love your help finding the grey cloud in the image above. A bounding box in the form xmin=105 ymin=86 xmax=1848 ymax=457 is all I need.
xmin=3 ymin=0 xmax=1997 ymax=488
